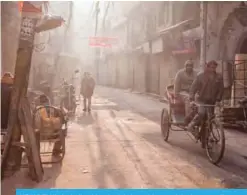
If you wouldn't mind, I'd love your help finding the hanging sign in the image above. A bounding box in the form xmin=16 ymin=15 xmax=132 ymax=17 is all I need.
xmin=18 ymin=1 xmax=43 ymax=13
xmin=89 ymin=37 xmax=118 ymax=48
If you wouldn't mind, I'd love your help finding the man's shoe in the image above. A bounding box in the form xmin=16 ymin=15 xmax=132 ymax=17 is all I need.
xmin=83 ymin=108 xmax=86 ymax=112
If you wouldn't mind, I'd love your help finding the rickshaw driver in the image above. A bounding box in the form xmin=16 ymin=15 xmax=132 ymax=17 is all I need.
xmin=174 ymin=60 xmax=197 ymax=124
xmin=187 ymin=60 xmax=224 ymax=139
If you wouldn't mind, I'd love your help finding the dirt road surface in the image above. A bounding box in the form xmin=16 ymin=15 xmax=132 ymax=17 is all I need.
xmin=2 ymin=86 xmax=247 ymax=193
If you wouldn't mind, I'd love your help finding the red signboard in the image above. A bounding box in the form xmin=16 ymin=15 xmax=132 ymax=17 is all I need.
xmin=89 ymin=37 xmax=118 ymax=48
xmin=172 ymin=37 xmax=196 ymax=55
xmin=19 ymin=1 xmax=43 ymax=13
xmin=172 ymin=49 xmax=196 ymax=55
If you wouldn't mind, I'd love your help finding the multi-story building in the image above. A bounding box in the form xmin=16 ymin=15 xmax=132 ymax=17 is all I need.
xmin=205 ymin=2 xmax=247 ymax=61
xmin=129 ymin=2 xmax=201 ymax=95
xmin=97 ymin=1 xmax=201 ymax=95
xmin=97 ymin=1 xmax=136 ymax=88
xmin=98 ymin=1 xmax=247 ymax=99
xmin=205 ymin=2 xmax=247 ymax=102
xmin=30 ymin=1 xmax=82 ymax=90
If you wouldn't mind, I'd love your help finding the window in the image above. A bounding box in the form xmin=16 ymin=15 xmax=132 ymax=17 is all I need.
xmin=158 ymin=3 xmax=164 ymax=26
xmin=163 ymin=2 xmax=170 ymax=27
xmin=182 ymin=2 xmax=200 ymax=24
xmin=157 ymin=2 xmax=170 ymax=27
xmin=153 ymin=15 xmax=157 ymax=29
xmin=194 ymin=39 xmax=201 ymax=55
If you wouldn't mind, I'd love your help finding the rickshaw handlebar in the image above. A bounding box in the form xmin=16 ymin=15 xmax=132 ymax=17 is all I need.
xmin=191 ymin=101 xmax=221 ymax=108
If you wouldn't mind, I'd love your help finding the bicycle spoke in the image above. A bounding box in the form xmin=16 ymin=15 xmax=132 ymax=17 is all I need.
xmin=205 ymin=119 xmax=225 ymax=165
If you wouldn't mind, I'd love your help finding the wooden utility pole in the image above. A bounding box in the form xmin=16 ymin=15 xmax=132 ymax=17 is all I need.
xmin=50 ymin=1 xmax=73 ymax=90
xmin=94 ymin=1 xmax=100 ymax=82
xmin=1 ymin=2 xmax=43 ymax=181
xmin=1 ymin=1 xmax=64 ymax=181
xmin=200 ymin=1 xmax=208 ymax=67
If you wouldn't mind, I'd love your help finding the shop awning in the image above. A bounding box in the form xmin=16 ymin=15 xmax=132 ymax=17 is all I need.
xmin=134 ymin=42 xmax=150 ymax=54
xmin=182 ymin=26 xmax=201 ymax=40
xmin=172 ymin=49 xmax=196 ymax=55
xmin=159 ymin=19 xmax=194 ymax=35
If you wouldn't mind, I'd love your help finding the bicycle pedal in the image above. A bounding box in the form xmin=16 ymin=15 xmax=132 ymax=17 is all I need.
xmin=186 ymin=131 xmax=199 ymax=142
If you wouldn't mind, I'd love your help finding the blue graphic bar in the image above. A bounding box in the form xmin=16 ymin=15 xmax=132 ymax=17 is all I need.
xmin=16 ymin=189 xmax=247 ymax=195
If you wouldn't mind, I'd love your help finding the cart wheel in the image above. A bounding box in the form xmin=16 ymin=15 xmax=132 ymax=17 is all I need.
xmin=59 ymin=130 xmax=66 ymax=161
xmin=53 ymin=130 xmax=66 ymax=163
xmin=161 ymin=108 xmax=170 ymax=142
xmin=205 ymin=119 xmax=225 ymax=165
xmin=64 ymin=122 xmax=68 ymax=137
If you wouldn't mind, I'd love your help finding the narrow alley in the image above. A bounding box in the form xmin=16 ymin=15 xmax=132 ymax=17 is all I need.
xmin=2 ymin=86 xmax=247 ymax=193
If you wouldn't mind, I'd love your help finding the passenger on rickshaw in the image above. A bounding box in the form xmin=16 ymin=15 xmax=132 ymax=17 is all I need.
xmin=174 ymin=60 xmax=197 ymax=124
xmin=36 ymin=94 xmax=64 ymax=156
xmin=187 ymin=60 xmax=224 ymax=138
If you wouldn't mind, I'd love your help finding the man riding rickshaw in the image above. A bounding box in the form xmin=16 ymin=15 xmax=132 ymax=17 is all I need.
xmin=161 ymin=60 xmax=225 ymax=165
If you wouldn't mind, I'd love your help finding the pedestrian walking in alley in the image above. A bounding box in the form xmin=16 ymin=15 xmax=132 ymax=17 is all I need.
xmin=80 ymin=72 xmax=95 ymax=112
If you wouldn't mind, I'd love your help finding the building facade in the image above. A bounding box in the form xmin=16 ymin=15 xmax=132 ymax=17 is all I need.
xmin=97 ymin=2 xmax=247 ymax=99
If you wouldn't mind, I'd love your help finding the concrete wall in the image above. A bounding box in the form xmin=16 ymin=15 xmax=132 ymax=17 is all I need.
xmin=1 ymin=2 xmax=21 ymax=74
xmin=118 ymin=54 xmax=129 ymax=89
xmin=133 ymin=54 xmax=147 ymax=93
xmin=99 ymin=2 xmax=246 ymax=96
xmin=98 ymin=60 xmax=108 ymax=86
xmin=30 ymin=52 xmax=81 ymax=90
xmin=107 ymin=56 xmax=117 ymax=87
xmin=159 ymin=55 xmax=171 ymax=96
xmin=149 ymin=54 xmax=160 ymax=94
xmin=206 ymin=2 xmax=241 ymax=60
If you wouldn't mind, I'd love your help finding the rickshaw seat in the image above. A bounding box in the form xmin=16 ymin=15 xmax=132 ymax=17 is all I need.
xmin=238 ymin=97 xmax=247 ymax=105
xmin=171 ymin=114 xmax=185 ymax=125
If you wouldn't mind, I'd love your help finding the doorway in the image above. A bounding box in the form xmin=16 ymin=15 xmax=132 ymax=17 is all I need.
xmin=232 ymin=37 xmax=247 ymax=105
xmin=239 ymin=37 xmax=247 ymax=54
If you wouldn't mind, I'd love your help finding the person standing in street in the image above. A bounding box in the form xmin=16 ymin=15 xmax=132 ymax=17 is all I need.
xmin=80 ymin=72 xmax=95 ymax=112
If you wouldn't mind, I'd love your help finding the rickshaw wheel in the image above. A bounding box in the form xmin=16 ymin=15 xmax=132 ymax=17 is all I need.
xmin=161 ymin=108 xmax=170 ymax=142
xmin=205 ymin=119 xmax=225 ymax=165
xmin=53 ymin=130 xmax=66 ymax=163
xmin=59 ymin=130 xmax=66 ymax=161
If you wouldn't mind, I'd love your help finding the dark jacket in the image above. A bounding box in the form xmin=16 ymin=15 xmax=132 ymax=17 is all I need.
xmin=80 ymin=76 xmax=95 ymax=98
xmin=189 ymin=71 xmax=224 ymax=104
xmin=1 ymin=76 xmax=14 ymax=129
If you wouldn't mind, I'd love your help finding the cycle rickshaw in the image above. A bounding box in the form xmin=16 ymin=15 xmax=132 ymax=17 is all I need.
xmin=161 ymin=84 xmax=225 ymax=165
xmin=33 ymin=105 xmax=67 ymax=164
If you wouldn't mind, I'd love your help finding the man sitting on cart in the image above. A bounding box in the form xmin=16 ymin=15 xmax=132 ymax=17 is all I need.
xmin=174 ymin=59 xmax=197 ymax=124
xmin=36 ymin=94 xmax=64 ymax=156
xmin=187 ymin=60 xmax=224 ymax=138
